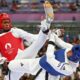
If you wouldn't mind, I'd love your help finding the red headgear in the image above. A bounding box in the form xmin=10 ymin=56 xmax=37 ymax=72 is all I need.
xmin=0 ymin=13 xmax=12 ymax=30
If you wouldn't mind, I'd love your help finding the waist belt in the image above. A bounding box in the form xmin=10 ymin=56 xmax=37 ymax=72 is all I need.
xmin=32 ymin=68 xmax=49 ymax=80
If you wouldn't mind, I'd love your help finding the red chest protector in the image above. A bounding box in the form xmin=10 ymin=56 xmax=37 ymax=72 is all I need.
xmin=0 ymin=32 xmax=24 ymax=61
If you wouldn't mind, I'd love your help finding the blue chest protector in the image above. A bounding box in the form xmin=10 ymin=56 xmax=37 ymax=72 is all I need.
xmin=39 ymin=49 xmax=66 ymax=76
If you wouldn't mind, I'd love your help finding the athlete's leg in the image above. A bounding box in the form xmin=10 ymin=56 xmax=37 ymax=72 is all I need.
xmin=7 ymin=58 xmax=40 ymax=80
xmin=15 ymin=1 xmax=54 ymax=59
xmin=15 ymin=30 xmax=48 ymax=59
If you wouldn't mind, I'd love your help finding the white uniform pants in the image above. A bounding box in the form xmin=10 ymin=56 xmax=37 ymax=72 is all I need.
xmin=7 ymin=59 xmax=60 ymax=80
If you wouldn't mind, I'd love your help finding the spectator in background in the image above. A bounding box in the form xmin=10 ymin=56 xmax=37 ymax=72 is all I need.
xmin=10 ymin=0 xmax=18 ymax=12
xmin=0 ymin=0 xmax=8 ymax=8
xmin=69 ymin=2 xmax=77 ymax=11
xmin=65 ymin=34 xmax=70 ymax=43
xmin=72 ymin=36 xmax=80 ymax=45
xmin=53 ymin=1 xmax=61 ymax=11
xmin=76 ymin=0 xmax=80 ymax=7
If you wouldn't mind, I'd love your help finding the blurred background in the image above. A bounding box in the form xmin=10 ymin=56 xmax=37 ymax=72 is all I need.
xmin=0 ymin=0 xmax=80 ymax=43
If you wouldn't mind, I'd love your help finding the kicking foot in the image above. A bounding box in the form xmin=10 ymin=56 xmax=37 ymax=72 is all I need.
xmin=43 ymin=1 xmax=54 ymax=22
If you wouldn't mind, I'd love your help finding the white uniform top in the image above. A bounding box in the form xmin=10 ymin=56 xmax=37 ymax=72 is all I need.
xmin=0 ymin=27 xmax=38 ymax=47
xmin=0 ymin=27 xmax=38 ymax=58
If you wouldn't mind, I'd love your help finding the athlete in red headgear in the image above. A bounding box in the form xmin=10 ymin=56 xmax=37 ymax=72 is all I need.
xmin=0 ymin=13 xmax=12 ymax=30
xmin=0 ymin=12 xmax=52 ymax=62
xmin=0 ymin=0 xmax=53 ymax=62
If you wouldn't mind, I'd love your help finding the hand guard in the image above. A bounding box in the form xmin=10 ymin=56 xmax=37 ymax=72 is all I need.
xmin=40 ymin=19 xmax=50 ymax=32
xmin=0 ymin=57 xmax=7 ymax=65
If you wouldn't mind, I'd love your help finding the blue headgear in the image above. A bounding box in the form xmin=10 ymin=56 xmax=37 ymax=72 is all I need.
xmin=68 ymin=45 xmax=80 ymax=63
